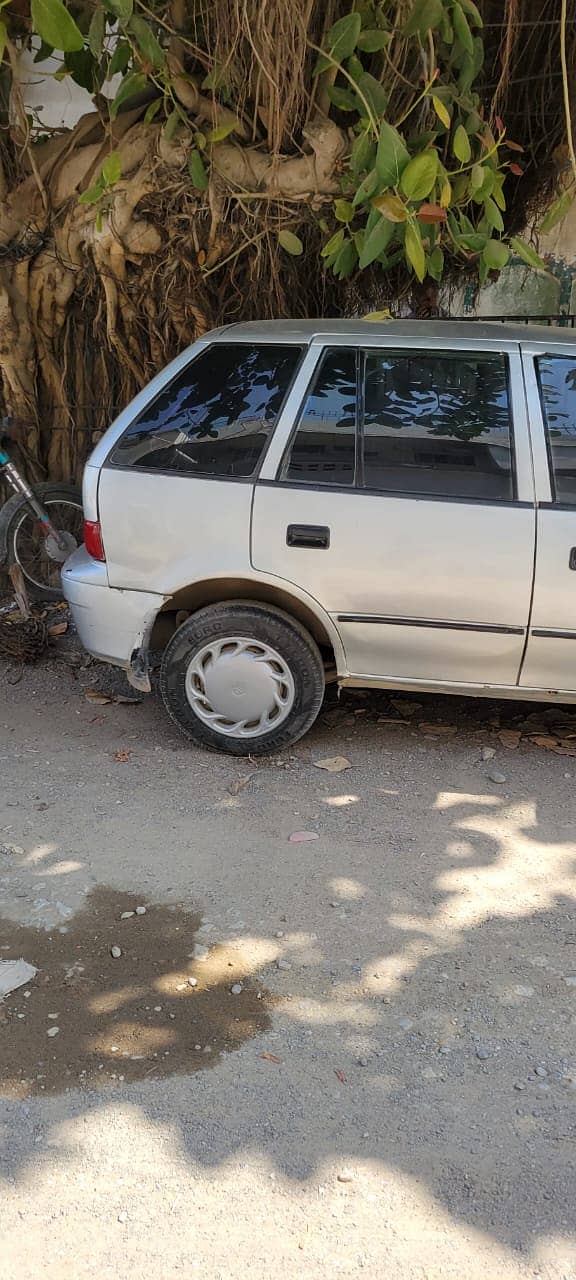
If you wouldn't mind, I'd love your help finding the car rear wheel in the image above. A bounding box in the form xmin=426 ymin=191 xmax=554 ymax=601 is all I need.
xmin=159 ymin=602 xmax=325 ymax=755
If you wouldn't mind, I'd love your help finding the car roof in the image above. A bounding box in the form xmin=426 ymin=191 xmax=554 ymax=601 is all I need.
xmin=219 ymin=317 xmax=576 ymax=346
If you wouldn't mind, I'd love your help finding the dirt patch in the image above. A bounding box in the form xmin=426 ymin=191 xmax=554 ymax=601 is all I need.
xmin=0 ymin=887 xmax=273 ymax=1097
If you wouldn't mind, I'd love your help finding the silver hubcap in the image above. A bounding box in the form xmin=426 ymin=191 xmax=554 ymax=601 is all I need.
xmin=185 ymin=636 xmax=296 ymax=739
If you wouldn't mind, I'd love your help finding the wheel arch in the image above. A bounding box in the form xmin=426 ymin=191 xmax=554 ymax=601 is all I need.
xmin=150 ymin=574 xmax=346 ymax=674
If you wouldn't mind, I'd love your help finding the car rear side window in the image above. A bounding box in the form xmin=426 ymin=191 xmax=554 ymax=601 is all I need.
xmin=362 ymin=350 xmax=514 ymax=501
xmin=108 ymin=344 xmax=303 ymax=478
xmin=535 ymin=355 xmax=576 ymax=504
xmin=281 ymin=348 xmax=357 ymax=485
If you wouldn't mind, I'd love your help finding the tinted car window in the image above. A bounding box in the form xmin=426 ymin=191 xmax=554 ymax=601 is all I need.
xmin=536 ymin=355 xmax=576 ymax=504
xmin=363 ymin=350 xmax=514 ymax=500
xmin=282 ymin=348 xmax=357 ymax=485
xmin=109 ymin=344 xmax=302 ymax=477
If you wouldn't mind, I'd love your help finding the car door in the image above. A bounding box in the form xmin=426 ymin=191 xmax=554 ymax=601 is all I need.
xmin=252 ymin=334 xmax=536 ymax=687
xmin=96 ymin=340 xmax=305 ymax=595
xmin=519 ymin=342 xmax=576 ymax=692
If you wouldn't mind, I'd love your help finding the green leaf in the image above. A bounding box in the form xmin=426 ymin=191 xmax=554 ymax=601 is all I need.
xmin=483 ymin=196 xmax=504 ymax=232
xmin=482 ymin=239 xmax=510 ymax=270
xmin=405 ymin=221 xmax=426 ymax=281
xmin=102 ymin=0 xmax=132 ymax=23
xmin=357 ymin=72 xmax=388 ymax=116
xmin=34 ymin=38 xmax=54 ymax=61
xmin=279 ymin=229 xmax=304 ymax=256
xmin=460 ymin=0 xmax=483 ymax=25
xmin=432 ymin=95 xmax=451 ymax=128
xmin=327 ymin=85 xmax=359 ymax=112
xmin=453 ymin=123 xmax=472 ymax=163
xmin=357 ymin=28 xmax=390 ymax=51
xmin=428 ymin=245 xmax=444 ymax=280
xmin=455 ymin=231 xmax=487 ymax=252
xmin=143 ymin=97 xmax=162 ymax=124
xmin=352 ymin=168 xmax=379 ymax=206
xmin=87 ymin=8 xmax=105 ymax=58
xmin=128 ymin=15 xmax=165 ymax=68
xmin=321 ymin=227 xmax=345 ymax=259
xmin=206 ymin=121 xmax=238 ymax=142
xmin=372 ymin=192 xmax=408 ymax=221
xmin=452 ymin=2 xmax=473 ymax=54
xmin=400 ymin=150 xmax=438 ymax=201
xmin=470 ymin=164 xmax=484 ymax=190
xmin=334 ymin=198 xmax=355 ymax=223
xmin=188 ymin=148 xmax=208 ymax=190
xmin=375 ymin=121 xmax=409 ymax=186
xmin=510 ymin=237 xmax=546 ymax=271
xmin=102 ymin=149 xmax=121 ymax=185
xmin=351 ymin=132 xmax=375 ymax=177
xmin=64 ymin=47 xmax=96 ymax=91
xmin=163 ymin=109 xmax=181 ymax=140
xmin=78 ymin=176 xmax=105 ymax=204
xmin=108 ymin=40 xmax=131 ymax=76
xmin=358 ymin=215 xmax=395 ymax=267
xmin=404 ymin=0 xmax=444 ymax=37
xmin=539 ymin=189 xmax=574 ymax=234
xmin=110 ymin=71 xmax=147 ymax=119
xmin=30 ymin=0 xmax=83 ymax=52
xmin=346 ymin=54 xmax=363 ymax=83
xmin=465 ymin=109 xmax=481 ymax=134
xmin=492 ymin=178 xmax=506 ymax=211
xmin=333 ymin=239 xmax=357 ymax=279
xmin=95 ymin=209 xmax=103 ymax=234
xmin=328 ymin=12 xmax=362 ymax=61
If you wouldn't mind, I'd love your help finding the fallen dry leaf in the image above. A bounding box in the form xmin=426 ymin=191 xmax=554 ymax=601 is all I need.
xmin=85 ymin=688 xmax=113 ymax=705
xmin=260 ymin=1052 xmax=282 ymax=1064
xmin=47 ymin=621 xmax=68 ymax=637
xmin=114 ymin=749 xmax=132 ymax=762
xmin=498 ymin=730 xmax=522 ymax=749
xmin=289 ymin=831 xmax=319 ymax=843
xmin=313 ymin=756 xmax=352 ymax=773
xmin=334 ymin=1069 xmax=347 ymax=1084
xmin=529 ymin=734 xmax=558 ymax=749
xmin=418 ymin=723 xmax=458 ymax=736
xmin=377 ymin=716 xmax=409 ymax=726
xmin=228 ymin=772 xmax=255 ymax=796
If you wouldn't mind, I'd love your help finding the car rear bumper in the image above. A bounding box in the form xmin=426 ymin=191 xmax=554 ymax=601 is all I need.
xmin=62 ymin=547 xmax=167 ymax=677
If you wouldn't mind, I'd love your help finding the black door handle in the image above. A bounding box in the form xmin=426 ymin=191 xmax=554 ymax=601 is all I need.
xmin=570 ymin=547 xmax=576 ymax=571
xmin=286 ymin=524 xmax=330 ymax=549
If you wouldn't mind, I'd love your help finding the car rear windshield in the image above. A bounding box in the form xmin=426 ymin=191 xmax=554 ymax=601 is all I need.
xmin=108 ymin=343 xmax=303 ymax=478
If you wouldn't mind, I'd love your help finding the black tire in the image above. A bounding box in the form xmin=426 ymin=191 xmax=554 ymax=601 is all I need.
xmin=160 ymin=601 xmax=325 ymax=755
xmin=5 ymin=483 xmax=83 ymax=601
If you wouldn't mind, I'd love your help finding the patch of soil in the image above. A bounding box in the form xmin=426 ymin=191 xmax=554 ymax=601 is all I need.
xmin=0 ymin=888 xmax=273 ymax=1097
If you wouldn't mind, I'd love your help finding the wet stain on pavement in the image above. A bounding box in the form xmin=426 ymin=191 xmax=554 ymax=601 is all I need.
xmin=0 ymin=887 xmax=273 ymax=1097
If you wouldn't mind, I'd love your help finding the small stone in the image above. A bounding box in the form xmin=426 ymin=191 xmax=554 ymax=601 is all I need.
xmin=275 ymin=931 xmax=285 ymax=939
xmin=192 ymin=944 xmax=209 ymax=962
xmin=337 ymin=1169 xmax=354 ymax=1183
xmin=357 ymin=1057 xmax=369 ymax=1067
xmin=534 ymin=1066 xmax=547 ymax=1078
xmin=135 ymin=906 xmax=146 ymax=916
xmin=277 ymin=960 xmax=292 ymax=971
xmin=47 ymin=1012 xmax=59 ymax=1020
xmin=481 ymin=747 xmax=496 ymax=761
xmin=176 ymin=983 xmax=187 ymax=991
xmin=397 ymin=1016 xmax=413 ymax=1031
xmin=476 ymin=1045 xmax=491 ymax=1061
xmin=563 ymin=974 xmax=576 ymax=988
xmin=188 ymin=977 xmax=198 ymax=988
xmin=487 ymin=768 xmax=507 ymax=784
xmin=194 ymin=1044 xmax=202 ymax=1051
xmin=46 ymin=1026 xmax=60 ymax=1037
xmin=120 ymin=911 xmax=134 ymax=920
xmin=329 ymin=902 xmax=339 ymax=908
xmin=230 ymin=983 xmax=243 ymax=995
xmin=514 ymin=1081 xmax=525 ymax=1091
xmin=110 ymin=946 xmax=122 ymax=959
xmin=117 ymin=1211 xmax=128 ymax=1224
xmin=153 ymin=1005 xmax=162 ymax=1012
xmin=513 ymin=984 xmax=535 ymax=998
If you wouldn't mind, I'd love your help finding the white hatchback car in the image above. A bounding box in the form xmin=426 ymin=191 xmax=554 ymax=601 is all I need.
xmin=63 ymin=318 xmax=576 ymax=754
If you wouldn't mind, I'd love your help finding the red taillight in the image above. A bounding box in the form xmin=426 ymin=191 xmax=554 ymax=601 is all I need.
xmin=83 ymin=519 xmax=106 ymax=562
